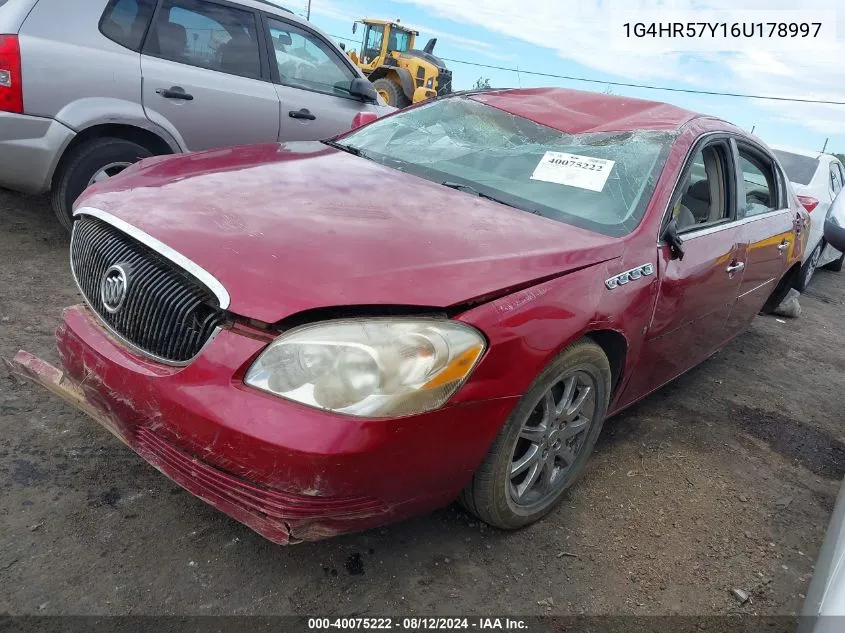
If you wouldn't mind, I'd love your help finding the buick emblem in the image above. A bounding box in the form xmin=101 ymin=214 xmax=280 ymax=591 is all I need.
xmin=100 ymin=265 xmax=129 ymax=313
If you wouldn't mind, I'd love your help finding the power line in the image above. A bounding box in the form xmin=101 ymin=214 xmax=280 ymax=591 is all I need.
xmin=328 ymin=33 xmax=845 ymax=106
xmin=439 ymin=58 xmax=845 ymax=106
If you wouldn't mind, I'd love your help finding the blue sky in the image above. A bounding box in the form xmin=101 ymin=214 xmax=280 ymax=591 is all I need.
xmin=279 ymin=0 xmax=845 ymax=155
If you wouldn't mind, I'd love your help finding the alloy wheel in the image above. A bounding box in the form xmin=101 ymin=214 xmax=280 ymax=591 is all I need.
xmin=508 ymin=370 xmax=597 ymax=508
xmin=87 ymin=162 xmax=133 ymax=187
xmin=804 ymin=245 xmax=822 ymax=287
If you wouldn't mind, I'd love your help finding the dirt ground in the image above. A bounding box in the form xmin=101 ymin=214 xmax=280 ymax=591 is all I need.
xmin=1 ymin=186 xmax=844 ymax=617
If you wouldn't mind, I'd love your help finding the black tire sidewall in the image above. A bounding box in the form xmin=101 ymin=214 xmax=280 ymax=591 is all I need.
xmin=54 ymin=139 xmax=152 ymax=229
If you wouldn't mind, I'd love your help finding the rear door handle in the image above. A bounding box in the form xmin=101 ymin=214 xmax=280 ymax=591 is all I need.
xmin=289 ymin=108 xmax=316 ymax=121
xmin=156 ymin=86 xmax=194 ymax=101
xmin=778 ymin=240 xmax=790 ymax=253
xmin=726 ymin=262 xmax=745 ymax=274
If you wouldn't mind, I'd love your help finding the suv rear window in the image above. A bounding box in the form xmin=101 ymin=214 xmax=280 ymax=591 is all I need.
xmin=100 ymin=0 xmax=156 ymax=51
xmin=772 ymin=150 xmax=819 ymax=186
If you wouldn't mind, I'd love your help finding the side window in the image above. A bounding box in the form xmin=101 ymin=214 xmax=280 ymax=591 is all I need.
xmin=268 ymin=18 xmax=356 ymax=96
xmin=145 ymin=0 xmax=261 ymax=80
xmin=737 ymin=147 xmax=778 ymax=218
xmin=831 ymin=165 xmax=842 ymax=195
xmin=670 ymin=143 xmax=730 ymax=232
xmin=100 ymin=0 xmax=156 ymax=51
xmin=837 ymin=163 xmax=845 ymax=188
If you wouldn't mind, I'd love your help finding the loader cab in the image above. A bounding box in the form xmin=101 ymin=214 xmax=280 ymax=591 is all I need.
xmin=353 ymin=19 xmax=416 ymax=71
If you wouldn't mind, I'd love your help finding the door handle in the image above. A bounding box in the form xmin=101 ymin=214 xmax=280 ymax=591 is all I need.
xmin=777 ymin=240 xmax=790 ymax=253
xmin=156 ymin=86 xmax=194 ymax=101
xmin=726 ymin=262 xmax=745 ymax=274
xmin=289 ymin=108 xmax=316 ymax=121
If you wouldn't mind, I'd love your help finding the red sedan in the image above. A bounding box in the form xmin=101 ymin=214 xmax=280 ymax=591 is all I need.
xmin=13 ymin=88 xmax=807 ymax=544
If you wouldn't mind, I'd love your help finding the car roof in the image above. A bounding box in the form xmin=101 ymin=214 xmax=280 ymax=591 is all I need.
xmin=467 ymin=87 xmax=706 ymax=134
xmin=234 ymin=1 xmax=301 ymax=21
xmin=770 ymin=144 xmax=833 ymax=162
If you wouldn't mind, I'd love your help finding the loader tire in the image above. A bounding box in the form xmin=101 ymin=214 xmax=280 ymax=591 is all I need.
xmin=372 ymin=78 xmax=411 ymax=108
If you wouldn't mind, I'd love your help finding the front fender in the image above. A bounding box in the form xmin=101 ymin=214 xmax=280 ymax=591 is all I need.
xmin=452 ymin=258 xmax=645 ymax=405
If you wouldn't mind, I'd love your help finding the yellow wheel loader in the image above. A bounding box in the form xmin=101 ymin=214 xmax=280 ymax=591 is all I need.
xmin=345 ymin=19 xmax=453 ymax=107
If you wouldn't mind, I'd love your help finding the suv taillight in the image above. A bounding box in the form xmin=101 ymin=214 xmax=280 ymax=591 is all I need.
xmin=797 ymin=195 xmax=819 ymax=213
xmin=0 ymin=35 xmax=23 ymax=114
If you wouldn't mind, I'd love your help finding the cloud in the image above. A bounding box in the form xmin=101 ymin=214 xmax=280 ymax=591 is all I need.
xmin=392 ymin=0 xmax=845 ymax=142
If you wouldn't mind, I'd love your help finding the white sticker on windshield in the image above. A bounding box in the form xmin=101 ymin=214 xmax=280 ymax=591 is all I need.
xmin=530 ymin=152 xmax=615 ymax=192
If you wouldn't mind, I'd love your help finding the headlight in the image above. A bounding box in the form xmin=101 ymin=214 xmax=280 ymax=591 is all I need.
xmin=426 ymin=77 xmax=434 ymax=89
xmin=244 ymin=318 xmax=486 ymax=418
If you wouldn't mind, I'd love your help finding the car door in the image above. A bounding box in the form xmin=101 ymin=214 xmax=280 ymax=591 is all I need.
xmin=140 ymin=0 xmax=280 ymax=151
xmin=263 ymin=15 xmax=378 ymax=142
xmin=625 ymin=137 xmax=747 ymax=398
xmin=727 ymin=140 xmax=800 ymax=330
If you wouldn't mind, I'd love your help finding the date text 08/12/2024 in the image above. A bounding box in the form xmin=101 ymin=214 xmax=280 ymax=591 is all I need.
xmin=307 ymin=618 xmax=528 ymax=630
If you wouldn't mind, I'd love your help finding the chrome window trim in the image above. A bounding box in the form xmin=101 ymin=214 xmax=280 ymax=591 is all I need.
xmin=680 ymin=208 xmax=789 ymax=241
xmin=74 ymin=206 xmax=231 ymax=309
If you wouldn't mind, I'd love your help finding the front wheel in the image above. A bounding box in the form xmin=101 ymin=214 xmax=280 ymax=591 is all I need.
xmin=51 ymin=138 xmax=153 ymax=231
xmin=459 ymin=339 xmax=611 ymax=530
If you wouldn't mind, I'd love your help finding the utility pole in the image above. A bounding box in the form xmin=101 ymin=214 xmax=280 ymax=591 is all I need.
xmin=822 ymin=137 xmax=829 ymax=153
xmin=306 ymin=0 xmax=311 ymax=20
xmin=750 ymin=125 xmax=755 ymax=134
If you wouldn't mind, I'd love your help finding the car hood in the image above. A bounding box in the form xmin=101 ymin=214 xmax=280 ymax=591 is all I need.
xmin=76 ymin=142 xmax=624 ymax=323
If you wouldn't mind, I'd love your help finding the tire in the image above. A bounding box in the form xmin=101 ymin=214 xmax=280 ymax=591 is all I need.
xmin=459 ymin=339 xmax=611 ymax=530
xmin=372 ymin=77 xmax=411 ymax=108
xmin=823 ymin=252 xmax=844 ymax=272
xmin=51 ymin=138 xmax=153 ymax=231
xmin=794 ymin=242 xmax=823 ymax=292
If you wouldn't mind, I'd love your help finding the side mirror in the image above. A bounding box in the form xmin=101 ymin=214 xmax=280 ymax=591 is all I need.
xmin=663 ymin=218 xmax=685 ymax=260
xmin=352 ymin=22 xmax=358 ymax=34
xmin=276 ymin=32 xmax=292 ymax=46
xmin=825 ymin=194 xmax=845 ymax=251
xmin=338 ymin=42 xmax=346 ymax=51
xmin=349 ymin=77 xmax=378 ymax=104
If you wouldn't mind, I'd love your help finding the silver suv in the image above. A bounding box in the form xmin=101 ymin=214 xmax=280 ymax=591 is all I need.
xmin=0 ymin=0 xmax=390 ymax=229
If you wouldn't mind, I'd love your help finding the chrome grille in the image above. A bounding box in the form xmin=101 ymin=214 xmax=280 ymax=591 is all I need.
xmin=70 ymin=215 xmax=225 ymax=364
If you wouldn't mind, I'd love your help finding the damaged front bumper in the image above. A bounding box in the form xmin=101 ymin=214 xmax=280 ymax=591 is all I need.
xmin=9 ymin=305 xmax=515 ymax=544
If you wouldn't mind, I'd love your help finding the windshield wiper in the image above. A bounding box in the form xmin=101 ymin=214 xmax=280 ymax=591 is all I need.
xmin=323 ymin=140 xmax=367 ymax=158
xmin=441 ymin=181 xmax=527 ymax=211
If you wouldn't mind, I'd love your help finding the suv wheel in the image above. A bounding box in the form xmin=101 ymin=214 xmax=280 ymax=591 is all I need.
xmin=51 ymin=138 xmax=153 ymax=231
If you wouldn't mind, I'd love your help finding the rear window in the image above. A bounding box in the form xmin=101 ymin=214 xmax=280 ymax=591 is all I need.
xmin=100 ymin=0 xmax=156 ymax=51
xmin=772 ymin=150 xmax=819 ymax=186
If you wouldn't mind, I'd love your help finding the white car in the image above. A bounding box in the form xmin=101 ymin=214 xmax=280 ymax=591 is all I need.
xmin=771 ymin=145 xmax=845 ymax=291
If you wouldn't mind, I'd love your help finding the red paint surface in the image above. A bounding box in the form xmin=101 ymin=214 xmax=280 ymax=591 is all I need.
xmin=57 ymin=90 xmax=807 ymax=542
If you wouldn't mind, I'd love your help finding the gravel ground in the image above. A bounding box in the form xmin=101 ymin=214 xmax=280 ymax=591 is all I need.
xmin=1 ymin=187 xmax=844 ymax=617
